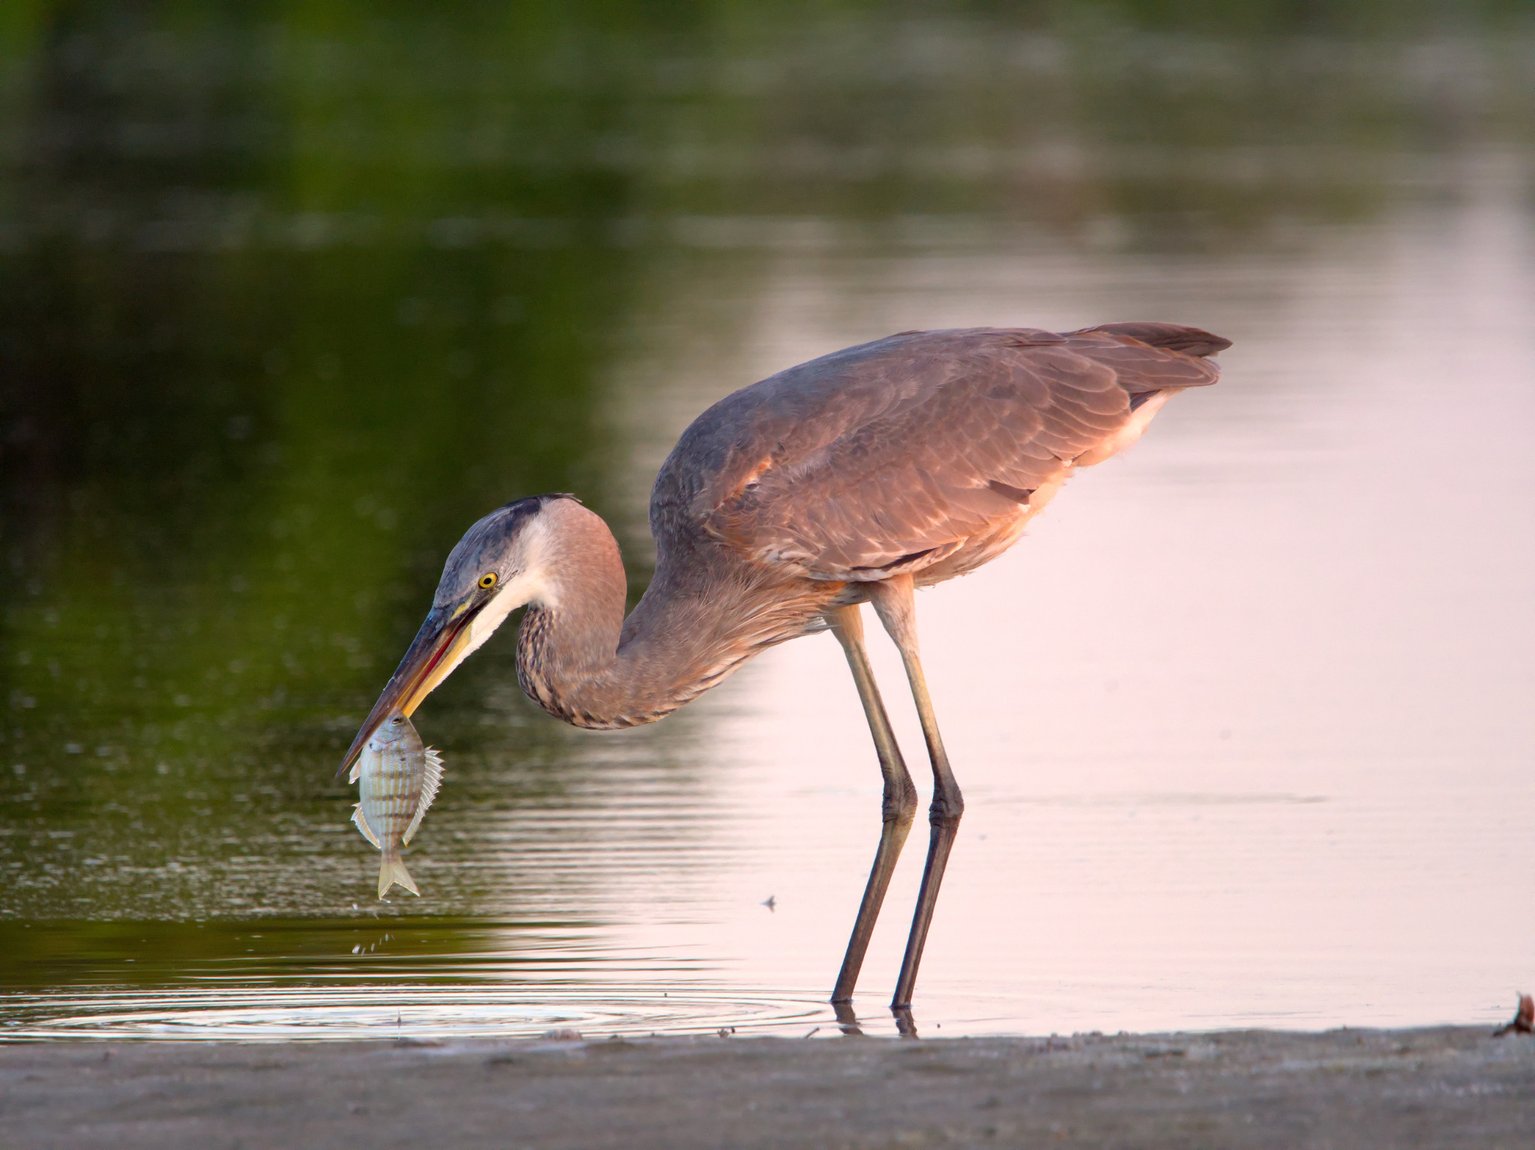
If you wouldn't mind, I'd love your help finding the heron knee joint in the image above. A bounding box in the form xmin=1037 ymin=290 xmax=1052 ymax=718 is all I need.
xmin=883 ymin=779 xmax=919 ymax=824
xmin=928 ymin=793 xmax=964 ymax=825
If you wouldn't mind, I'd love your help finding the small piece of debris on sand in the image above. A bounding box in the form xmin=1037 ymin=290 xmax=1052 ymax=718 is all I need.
xmin=1493 ymin=992 xmax=1534 ymax=1036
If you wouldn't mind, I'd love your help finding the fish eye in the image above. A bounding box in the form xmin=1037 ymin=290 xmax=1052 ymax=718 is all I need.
xmin=478 ymin=572 xmax=498 ymax=590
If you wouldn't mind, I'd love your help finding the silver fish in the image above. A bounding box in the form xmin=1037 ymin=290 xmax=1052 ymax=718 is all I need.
xmin=348 ymin=712 xmax=443 ymax=898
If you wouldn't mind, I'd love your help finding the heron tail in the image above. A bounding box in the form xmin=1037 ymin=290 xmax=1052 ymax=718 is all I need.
xmin=1081 ymin=321 xmax=1232 ymax=358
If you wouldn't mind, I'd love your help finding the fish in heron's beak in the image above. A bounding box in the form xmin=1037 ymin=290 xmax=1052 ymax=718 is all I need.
xmin=337 ymin=601 xmax=479 ymax=781
xmin=350 ymin=712 xmax=445 ymax=899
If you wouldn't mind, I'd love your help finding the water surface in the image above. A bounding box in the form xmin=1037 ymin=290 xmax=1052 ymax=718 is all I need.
xmin=3 ymin=5 xmax=1534 ymax=1040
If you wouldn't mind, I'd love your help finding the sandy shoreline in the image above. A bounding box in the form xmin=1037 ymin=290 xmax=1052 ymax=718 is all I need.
xmin=3 ymin=1027 xmax=1532 ymax=1149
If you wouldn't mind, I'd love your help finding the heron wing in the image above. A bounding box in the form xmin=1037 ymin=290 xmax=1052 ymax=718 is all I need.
xmin=673 ymin=325 xmax=1224 ymax=580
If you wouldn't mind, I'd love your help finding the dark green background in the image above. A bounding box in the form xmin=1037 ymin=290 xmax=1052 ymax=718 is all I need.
xmin=2 ymin=2 xmax=1530 ymax=995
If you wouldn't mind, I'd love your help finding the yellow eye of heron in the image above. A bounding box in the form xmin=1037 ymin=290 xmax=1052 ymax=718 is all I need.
xmin=478 ymin=572 xmax=498 ymax=590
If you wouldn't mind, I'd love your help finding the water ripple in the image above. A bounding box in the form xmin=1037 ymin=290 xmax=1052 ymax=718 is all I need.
xmin=0 ymin=985 xmax=830 ymax=1042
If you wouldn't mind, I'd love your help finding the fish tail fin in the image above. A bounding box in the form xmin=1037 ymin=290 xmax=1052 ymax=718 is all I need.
xmin=377 ymin=852 xmax=419 ymax=899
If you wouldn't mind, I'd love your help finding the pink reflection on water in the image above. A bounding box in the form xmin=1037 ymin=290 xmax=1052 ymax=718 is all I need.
xmin=593 ymin=152 xmax=1535 ymax=1033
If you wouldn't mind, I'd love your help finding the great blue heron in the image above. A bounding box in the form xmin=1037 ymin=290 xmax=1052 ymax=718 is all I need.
xmin=340 ymin=322 xmax=1229 ymax=1011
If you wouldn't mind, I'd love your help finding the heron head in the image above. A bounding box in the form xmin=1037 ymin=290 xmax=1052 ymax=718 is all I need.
xmin=337 ymin=495 xmax=569 ymax=778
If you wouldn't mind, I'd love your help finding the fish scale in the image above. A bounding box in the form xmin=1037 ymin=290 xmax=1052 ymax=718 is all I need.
xmin=349 ymin=713 xmax=443 ymax=898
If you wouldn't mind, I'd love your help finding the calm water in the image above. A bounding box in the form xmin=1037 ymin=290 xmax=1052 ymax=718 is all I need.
xmin=3 ymin=6 xmax=1534 ymax=1041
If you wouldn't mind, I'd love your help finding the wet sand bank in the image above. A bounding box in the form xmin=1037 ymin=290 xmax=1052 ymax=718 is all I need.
xmin=3 ymin=1027 xmax=1532 ymax=1149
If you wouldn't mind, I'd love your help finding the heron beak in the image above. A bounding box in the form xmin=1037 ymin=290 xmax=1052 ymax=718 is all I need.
xmin=336 ymin=601 xmax=478 ymax=780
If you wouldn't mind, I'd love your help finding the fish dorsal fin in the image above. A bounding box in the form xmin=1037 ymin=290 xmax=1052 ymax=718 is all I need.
xmin=351 ymin=802 xmax=381 ymax=849
xmin=402 ymin=747 xmax=444 ymax=845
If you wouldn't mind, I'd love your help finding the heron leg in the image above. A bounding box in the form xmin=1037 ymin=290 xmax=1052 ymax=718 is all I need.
xmin=826 ymin=603 xmax=919 ymax=1005
xmin=869 ymin=574 xmax=964 ymax=1011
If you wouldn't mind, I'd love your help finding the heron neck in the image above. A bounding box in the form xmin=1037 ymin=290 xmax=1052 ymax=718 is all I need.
xmin=512 ymin=505 xmax=831 ymax=729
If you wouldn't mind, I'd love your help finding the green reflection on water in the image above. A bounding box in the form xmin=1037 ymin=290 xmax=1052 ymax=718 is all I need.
xmin=0 ymin=917 xmax=599 ymax=991
xmin=1 ymin=3 xmax=1531 ymax=1005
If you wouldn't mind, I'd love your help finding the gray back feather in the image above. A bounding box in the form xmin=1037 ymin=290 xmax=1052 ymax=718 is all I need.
xmin=649 ymin=324 xmax=1226 ymax=579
